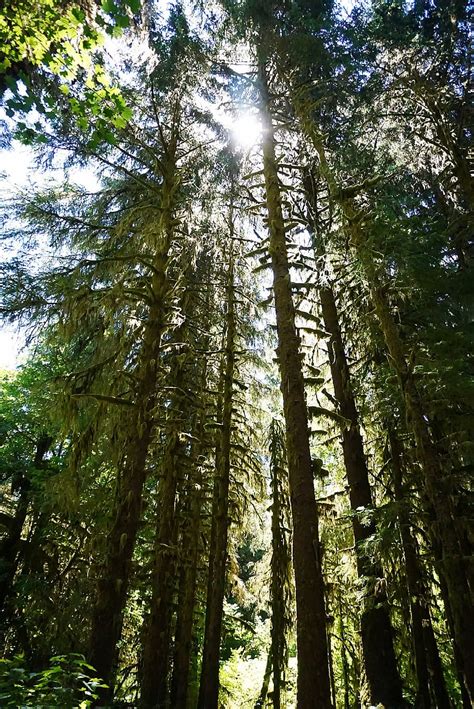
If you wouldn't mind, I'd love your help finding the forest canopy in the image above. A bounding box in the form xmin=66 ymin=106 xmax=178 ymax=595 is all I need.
xmin=0 ymin=0 xmax=472 ymax=707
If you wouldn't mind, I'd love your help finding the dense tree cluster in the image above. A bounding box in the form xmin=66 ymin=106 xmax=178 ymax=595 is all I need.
xmin=0 ymin=1 xmax=472 ymax=707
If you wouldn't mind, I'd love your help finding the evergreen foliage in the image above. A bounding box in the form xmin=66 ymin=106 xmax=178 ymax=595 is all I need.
xmin=0 ymin=0 xmax=472 ymax=706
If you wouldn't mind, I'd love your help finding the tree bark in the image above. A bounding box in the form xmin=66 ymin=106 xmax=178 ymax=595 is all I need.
xmin=388 ymin=427 xmax=451 ymax=708
xmin=170 ymin=385 xmax=207 ymax=709
xmin=140 ymin=269 xmax=198 ymax=708
xmin=170 ymin=277 xmax=213 ymax=709
xmin=169 ymin=480 xmax=202 ymax=709
xmin=89 ymin=150 xmax=178 ymax=699
xmin=257 ymin=53 xmax=332 ymax=709
xmin=255 ymin=649 xmax=272 ymax=709
xmin=435 ymin=558 xmax=472 ymax=707
xmin=292 ymin=93 xmax=473 ymax=698
xmin=89 ymin=338 xmax=161 ymax=699
xmin=318 ymin=284 xmax=405 ymax=707
xmin=268 ymin=419 xmax=291 ymax=709
xmin=197 ymin=247 xmax=236 ymax=709
xmin=337 ymin=591 xmax=351 ymax=709
xmin=140 ymin=428 xmax=182 ymax=708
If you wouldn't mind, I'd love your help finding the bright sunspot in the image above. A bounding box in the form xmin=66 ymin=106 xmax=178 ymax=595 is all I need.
xmin=231 ymin=112 xmax=262 ymax=149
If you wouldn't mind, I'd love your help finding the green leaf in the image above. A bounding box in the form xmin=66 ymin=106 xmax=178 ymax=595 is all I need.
xmin=126 ymin=0 xmax=141 ymax=12
xmin=71 ymin=7 xmax=86 ymax=22
xmin=101 ymin=0 xmax=115 ymax=13
xmin=115 ymin=14 xmax=130 ymax=28
xmin=121 ymin=105 xmax=133 ymax=121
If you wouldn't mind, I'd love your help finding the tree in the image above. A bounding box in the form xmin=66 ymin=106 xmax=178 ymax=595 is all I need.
xmin=1 ymin=0 xmax=471 ymax=705
xmin=255 ymin=418 xmax=292 ymax=709
xmin=198 ymin=202 xmax=238 ymax=709
xmin=251 ymin=29 xmax=332 ymax=706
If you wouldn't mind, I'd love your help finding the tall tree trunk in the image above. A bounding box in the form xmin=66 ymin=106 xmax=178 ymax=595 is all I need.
xmin=270 ymin=488 xmax=284 ymax=709
xmin=362 ymin=261 xmax=474 ymax=699
xmin=140 ymin=272 xmax=197 ymax=708
xmin=337 ymin=591 xmax=351 ymax=709
xmin=291 ymin=94 xmax=473 ymax=698
xmin=170 ymin=379 xmax=208 ymax=709
xmin=169 ymin=478 xmax=202 ymax=709
xmin=318 ymin=284 xmax=405 ymax=707
xmin=89 ymin=151 xmax=178 ymax=698
xmin=388 ymin=427 xmax=451 ymax=708
xmin=435 ymin=557 xmax=472 ymax=707
xmin=89 ymin=310 xmax=162 ymax=699
xmin=257 ymin=53 xmax=332 ymax=708
xmin=268 ymin=419 xmax=291 ymax=709
xmin=327 ymin=629 xmax=337 ymax=709
xmin=140 ymin=431 xmax=182 ymax=708
xmin=171 ymin=275 xmax=213 ymax=709
xmin=197 ymin=249 xmax=236 ymax=709
xmin=255 ymin=649 xmax=272 ymax=709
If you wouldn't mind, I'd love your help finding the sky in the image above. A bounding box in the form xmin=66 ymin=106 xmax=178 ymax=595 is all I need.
xmin=0 ymin=142 xmax=33 ymax=369
xmin=0 ymin=136 xmax=101 ymax=370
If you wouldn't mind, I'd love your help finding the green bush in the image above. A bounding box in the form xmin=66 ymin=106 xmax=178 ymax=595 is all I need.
xmin=0 ymin=653 xmax=106 ymax=707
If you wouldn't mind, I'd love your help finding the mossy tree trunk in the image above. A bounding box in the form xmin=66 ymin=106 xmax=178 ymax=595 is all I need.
xmin=0 ymin=434 xmax=52 ymax=629
xmin=89 ymin=143 xmax=179 ymax=699
xmin=140 ymin=324 xmax=190 ymax=708
xmin=269 ymin=419 xmax=292 ymax=709
xmin=197 ymin=244 xmax=236 ymax=709
xmin=318 ymin=283 xmax=405 ymax=707
xmin=388 ymin=427 xmax=451 ymax=708
xmin=257 ymin=51 xmax=332 ymax=709
xmin=292 ymin=92 xmax=473 ymax=699
xmin=170 ymin=365 xmax=209 ymax=709
xmin=170 ymin=268 xmax=214 ymax=708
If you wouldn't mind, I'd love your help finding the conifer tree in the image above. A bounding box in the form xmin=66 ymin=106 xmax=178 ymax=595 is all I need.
xmin=198 ymin=208 xmax=238 ymax=709
xmin=257 ymin=418 xmax=292 ymax=709
xmin=254 ymin=38 xmax=332 ymax=709
xmin=0 ymin=0 xmax=472 ymax=706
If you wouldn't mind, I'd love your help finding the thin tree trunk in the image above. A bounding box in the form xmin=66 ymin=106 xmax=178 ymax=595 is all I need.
xmin=327 ymin=630 xmax=337 ymax=709
xmin=268 ymin=419 xmax=291 ymax=709
xmin=89 ymin=335 xmax=161 ymax=698
xmin=257 ymin=53 xmax=332 ymax=709
xmin=170 ymin=383 xmax=208 ymax=709
xmin=141 ymin=272 xmax=198 ymax=708
xmin=197 ymin=248 xmax=236 ymax=709
xmin=429 ymin=535 xmax=472 ymax=707
xmin=169 ymin=485 xmax=202 ymax=709
xmin=255 ymin=649 xmax=272 ymax=709
xmin=318 ymin=284 xmax=405 ymax=707
xmin=338 ymin=591 xmax=351 ymax=709
xmin=388 ymin=427 xmax=451 ymax=708
xmin=140 ymin=430 xmax=182 ymax=708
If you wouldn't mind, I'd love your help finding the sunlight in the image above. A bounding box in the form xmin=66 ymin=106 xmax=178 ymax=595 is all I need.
xmin=231 ymin=112 xmax=262 ymax=150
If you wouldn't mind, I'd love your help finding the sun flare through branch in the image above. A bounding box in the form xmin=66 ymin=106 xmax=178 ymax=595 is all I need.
xmin=230 ymin=112 xmax=262 ymax=149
